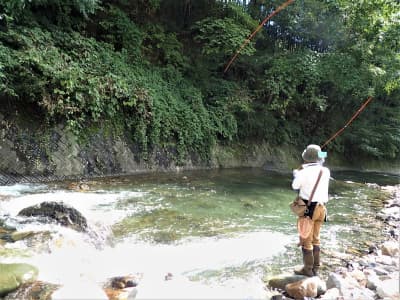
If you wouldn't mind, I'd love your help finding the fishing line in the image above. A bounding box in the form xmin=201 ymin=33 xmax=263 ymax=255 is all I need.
xmin=321 ymin=96 xmax=373 ymax=149
xmin=223 ymin=0 xmax=295 ymax=73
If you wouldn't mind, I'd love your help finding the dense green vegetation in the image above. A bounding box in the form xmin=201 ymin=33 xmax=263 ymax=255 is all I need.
xmin=0 ymin=0 xmax=399 ymax=164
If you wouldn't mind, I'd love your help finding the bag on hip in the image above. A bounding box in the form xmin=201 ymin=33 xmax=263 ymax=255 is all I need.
xmin=290 ymin=196 xmax=307 ymax=217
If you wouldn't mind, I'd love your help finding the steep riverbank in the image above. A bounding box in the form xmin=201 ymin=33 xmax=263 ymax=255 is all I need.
xmin=0 ymin=113 xmax=294 ymax=184
xmin=0 ymin=114 xmax=399 ymax=185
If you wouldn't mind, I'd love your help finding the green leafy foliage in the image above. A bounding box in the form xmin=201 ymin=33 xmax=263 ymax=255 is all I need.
xmin=0 ymin=0 xmax=398 ymax=165
xmin=261 ymin=50 xmax=327 ymax=116
xmin=0 ymin=24 xmax=230 ymax=163
xmin=142 ymin=24 xmax=189 ymax=70
xmin=342 ymin=98 xmax=400 ymax=159
xmin=1 ymin=0 xmax=100 ymax=22
xmin=192 ymin=17 xmax=255 ymax=58
xmin=96 ymin=5 xmax=143 ymax=60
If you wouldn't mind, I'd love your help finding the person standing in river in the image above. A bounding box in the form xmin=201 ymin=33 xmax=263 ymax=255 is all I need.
xmin=291 ymin=144 xmax=331 ymax=277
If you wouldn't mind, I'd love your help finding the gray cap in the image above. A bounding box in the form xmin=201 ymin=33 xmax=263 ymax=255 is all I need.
xmin=302 ymin=144 xmax=322 ymax=162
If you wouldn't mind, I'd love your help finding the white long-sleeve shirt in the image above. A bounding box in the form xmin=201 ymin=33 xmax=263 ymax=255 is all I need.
xmin=292 ymin=163 xmax=330 ymax=203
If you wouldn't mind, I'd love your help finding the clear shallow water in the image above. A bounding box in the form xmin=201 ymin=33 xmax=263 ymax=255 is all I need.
xmin=0 ymin=168 xmax=398 ymax=299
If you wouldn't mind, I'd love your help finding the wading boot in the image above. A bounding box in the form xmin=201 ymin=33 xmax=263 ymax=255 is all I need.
xmin=313 ymin=245 xmax=320 ymax=276
xmin=294 ymin=247 xmax=314 ymax=277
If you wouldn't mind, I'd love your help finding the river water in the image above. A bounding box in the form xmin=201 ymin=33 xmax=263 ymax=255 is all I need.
xmin=0 ymin=168 xmax=398 ymax=299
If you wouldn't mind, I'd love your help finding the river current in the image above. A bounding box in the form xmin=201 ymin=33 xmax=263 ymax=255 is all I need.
xmin=0 ymin=168 xmax=398 ymax=299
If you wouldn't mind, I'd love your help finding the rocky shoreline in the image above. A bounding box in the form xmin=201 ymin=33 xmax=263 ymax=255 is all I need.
xmin=266 ymin=184 xmax=400 ymax=300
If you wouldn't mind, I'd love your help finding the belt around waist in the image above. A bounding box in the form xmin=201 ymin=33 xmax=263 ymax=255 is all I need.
xmin=304 ymin=201 xmax=325 ymax=206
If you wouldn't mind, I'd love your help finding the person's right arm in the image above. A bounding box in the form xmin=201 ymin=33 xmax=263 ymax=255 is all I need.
xmin=292 ymin=169 xmax=302 ymax=190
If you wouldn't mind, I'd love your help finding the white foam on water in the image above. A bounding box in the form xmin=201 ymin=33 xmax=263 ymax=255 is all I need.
xmin=135 ymin=273 xmax=267 ymax=299
xmin=51 ymin=278 xmax=109 ymax=300
xmin=15 ymin=230 xmax=290 ymax=299
xmin=0 ymin=184 xmax=293 ymax=299
xmin=0 ymin=190 xmax=145 ymax=227
xmin=0 ymin=183 xmax=46 ymax=196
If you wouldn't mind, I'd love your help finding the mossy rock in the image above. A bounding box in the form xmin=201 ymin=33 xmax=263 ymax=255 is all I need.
xmin=3 ymin=281 xmax=60 ymax=300
xmin=0 ymin=263 xmax=39 ymax=296
xmin=10 ymin=231 xmax=36 ymax=242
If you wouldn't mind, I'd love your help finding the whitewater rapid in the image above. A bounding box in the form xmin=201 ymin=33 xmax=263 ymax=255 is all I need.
xmin=0 ymin=183 xmax=293 ymax=299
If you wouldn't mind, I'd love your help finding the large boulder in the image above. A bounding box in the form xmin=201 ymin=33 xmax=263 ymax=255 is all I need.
xmin=18 ymin=201 xmax=88 ymax=232
xmin=0 ymin=263 xmax=38 ymax=297
xmin=285 ymin=277 xmax=326 ymax=299
xmin=268 ymin=274 xmax=326 ymax=297
xmin=267 ymin=274 xmax=308 ymax=291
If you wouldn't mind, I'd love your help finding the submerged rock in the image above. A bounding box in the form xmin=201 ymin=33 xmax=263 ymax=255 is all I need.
xmin=0 ymin=263 xmax=38 ymax=297
xmin=164 ymin=272 xmax=173 ymax=281
xmin=0 ymin=220 xmax=16 ymax=243
xmin=3 ymin=281 xmax=60 ymax=300
xmin=109 ymin=276 xmax=139 ymax=289
xmin=103 ymin=274 xmax=141 ymax=300
xmin=9 ymin=231 xmax=36 ymax=242
xmin=17 ymin=201 xmax=88 ymax=232
xmin=67 ymin=182 xmax=90 ymax=191
xmin=0 ymin=219 xmax=16 ymax=232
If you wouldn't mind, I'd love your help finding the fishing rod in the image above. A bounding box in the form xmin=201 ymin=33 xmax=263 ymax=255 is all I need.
xmin=320 ymin=96 xmax=374 ymax=149
xmin=224 ymin=0 xmax=295 ymax=73
xmin=222 ymin=1 xmax=373 ymax=150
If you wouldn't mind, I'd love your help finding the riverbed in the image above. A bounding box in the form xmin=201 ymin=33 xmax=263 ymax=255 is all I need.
xmin=0 ymin=168 xmax=398 ymax=299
